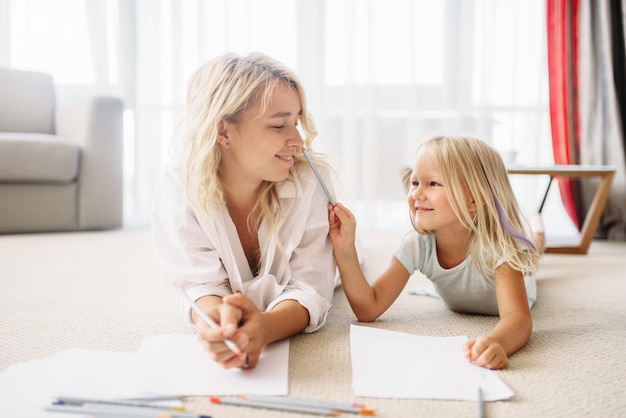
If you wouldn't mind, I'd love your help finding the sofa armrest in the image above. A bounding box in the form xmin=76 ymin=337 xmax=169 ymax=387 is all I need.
xmin=55 ymin=96 xmax=124 ymax=229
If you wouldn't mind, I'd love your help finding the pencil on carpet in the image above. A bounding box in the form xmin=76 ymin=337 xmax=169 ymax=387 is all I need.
xmin=55 ymin=396 xmax=186 ymax=411
xmin=45 ymin=402 xmax=211 ymax=418
xmin=210 ymin=395 xmax=341 ymax=416
xmin=240 ymin=395 xmax=375 ymax=415
xmin=478 ymin=387 xmax=485 ymax=418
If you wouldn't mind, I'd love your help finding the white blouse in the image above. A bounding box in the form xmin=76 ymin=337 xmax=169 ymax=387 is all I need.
xmin=151 ymin=159 xmax=337 ymax=333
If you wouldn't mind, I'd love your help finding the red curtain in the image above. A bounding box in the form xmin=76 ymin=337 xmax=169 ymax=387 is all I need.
xmin=546 ymin=0 xmax=580 ymax=228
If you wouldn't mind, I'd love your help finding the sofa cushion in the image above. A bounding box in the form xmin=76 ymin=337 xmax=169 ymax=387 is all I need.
xmin=0 ymin=133 xmax=79 ymax=183
xmin=0 ymin=68 xmax=55 ymax=134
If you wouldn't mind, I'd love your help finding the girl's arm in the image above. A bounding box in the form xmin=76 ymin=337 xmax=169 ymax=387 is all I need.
xmin=329 ymin=203 xmax=411 ymax=322
xmin=463 ymin=263 xmax=532 ymax=369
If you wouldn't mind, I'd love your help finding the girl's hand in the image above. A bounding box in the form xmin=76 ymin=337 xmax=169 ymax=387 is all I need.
xmin=463 ymin=336 xmax=509 ymax=370
xmin=328 ymin=202 xmax=357 ymax=255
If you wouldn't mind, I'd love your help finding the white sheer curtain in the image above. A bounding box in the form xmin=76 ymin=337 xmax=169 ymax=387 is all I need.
xmin=0 ymin=0 xmax=552 ymax=230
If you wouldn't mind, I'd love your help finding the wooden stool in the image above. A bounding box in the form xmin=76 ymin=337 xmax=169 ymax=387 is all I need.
xmin=507 ymin=165 xmax=616 ymax=254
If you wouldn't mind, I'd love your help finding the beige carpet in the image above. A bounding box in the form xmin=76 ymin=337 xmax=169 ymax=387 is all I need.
xmin=1 ymin=227 xmax=625 ymax=417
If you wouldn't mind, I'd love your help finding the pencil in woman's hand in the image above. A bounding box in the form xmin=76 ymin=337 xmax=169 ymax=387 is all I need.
xmin=172 ymin=282 xmax=243 ymax=357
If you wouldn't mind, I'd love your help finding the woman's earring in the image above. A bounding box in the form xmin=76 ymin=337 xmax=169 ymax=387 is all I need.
xmin=224 ymin=142 xmax=231 ymax=149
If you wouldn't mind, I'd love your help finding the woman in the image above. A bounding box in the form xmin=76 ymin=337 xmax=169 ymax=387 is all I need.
xmin=152 ymin=52 xmax=337 ymax=369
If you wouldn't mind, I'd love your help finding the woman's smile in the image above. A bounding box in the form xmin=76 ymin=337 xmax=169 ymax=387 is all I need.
xmin=275 ymin=152 xmax=296 ymax=167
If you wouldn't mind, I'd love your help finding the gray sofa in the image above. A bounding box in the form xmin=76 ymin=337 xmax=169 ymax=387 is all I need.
xmin=0 ymin=67 xmax=124 ymax=233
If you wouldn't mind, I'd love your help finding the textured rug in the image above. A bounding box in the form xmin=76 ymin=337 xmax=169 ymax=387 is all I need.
xmin=1 ymin=227 xmax=625 ymax=417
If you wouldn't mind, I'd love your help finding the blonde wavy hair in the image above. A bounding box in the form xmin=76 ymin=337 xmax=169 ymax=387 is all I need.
xmin=404 ymin=136 xmax=540 ymax=276
xmin=180 ymin=52 xmax=326 ymax=261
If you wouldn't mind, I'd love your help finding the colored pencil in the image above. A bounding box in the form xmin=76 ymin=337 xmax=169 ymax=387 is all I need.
xmin=172 ymin=282 xmax=243 ymax=357
xmin=45 ymin=403 xmax=210 ymax=418
xmin=478 ymin=387 xmax=485 ymax=418
xmin=240 ymin=395 xmax=375 ymax=415
xmin=55 ymin=396 xmax=185 ymax=411
xmin=210 ymin=395 xmax=341 ymax=416
xmin=302 ymin=148 xmax=337 ymax=206
xmin=122 ymin=395 xmax=186 ymax=402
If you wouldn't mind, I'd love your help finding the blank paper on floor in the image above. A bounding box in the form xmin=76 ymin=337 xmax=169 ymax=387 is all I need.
xmin=0 ymin=349 xmax=142 ymax=418
xmin=0 ymin=334 xmax=289 ymax=418
xmin=350 ymin=325 xmax=514 ymax=401
xmin=135 ymin=333 xmax=289 ymax=395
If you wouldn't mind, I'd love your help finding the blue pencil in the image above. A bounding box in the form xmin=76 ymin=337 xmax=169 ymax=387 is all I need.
xmin=478 ymin=387 xmax=485 ymax=418
xmin=302 ymin=149 xmax=337 ymax=206
xmin=55 ymin=396 xmax=186 ymax=411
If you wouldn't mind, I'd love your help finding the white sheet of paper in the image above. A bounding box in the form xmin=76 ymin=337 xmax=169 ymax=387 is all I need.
xmin=0 ymin=334 xmax=289 ymax=418
xmin=134 ymin=333 xmax=289 ymax=395
xmin=350 ymin=325 xmax=514 ymax=401
xmin=0 ymin=349 xmax=143 ymax=418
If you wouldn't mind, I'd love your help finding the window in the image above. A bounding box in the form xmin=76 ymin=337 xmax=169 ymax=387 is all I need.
xmin=1 ymin=0 xmax=551 ymax=229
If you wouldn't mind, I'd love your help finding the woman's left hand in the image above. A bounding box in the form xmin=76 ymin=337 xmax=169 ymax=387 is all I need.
xmin=222 ymin=292 xmax=266 ymax=369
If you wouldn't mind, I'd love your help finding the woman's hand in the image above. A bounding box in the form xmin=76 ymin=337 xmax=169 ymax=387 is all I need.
xmin=195 ymin=294 xmax=265 ymax=370
xmin=194 ymin=300 xmax=248 ymax=369
xmin=463 ymin=336 xmax=509 ymax=370
xmin=195 ymin=294 xmax=309 ymax=370
xmin=221 ymin=293 xmax=266 ymax=369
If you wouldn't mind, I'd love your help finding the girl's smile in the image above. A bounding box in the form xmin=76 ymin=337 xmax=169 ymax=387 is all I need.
xmin=407 ymin=150 xmax=462 ymax=235
xmin=415 ymin=206 xmax=433 ymax=213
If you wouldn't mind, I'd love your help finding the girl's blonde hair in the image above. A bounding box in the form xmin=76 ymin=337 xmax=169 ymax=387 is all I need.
xmin=410 ymin=136 xmax=540 ymax=276
xmin=180 ymin=52 xmax=324 ymax=256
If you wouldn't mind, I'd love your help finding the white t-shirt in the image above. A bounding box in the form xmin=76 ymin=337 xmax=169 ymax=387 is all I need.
xmin=152 ymin=159 xmax=337 ymax=332
xmin=393 ymin=232 xmax=537 ymax=316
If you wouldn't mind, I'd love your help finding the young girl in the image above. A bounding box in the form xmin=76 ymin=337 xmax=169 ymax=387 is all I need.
xmin=328 ymin=135 xmax=541 ymax=370
xmin=152 ymin=52 xmax=337 ymax=370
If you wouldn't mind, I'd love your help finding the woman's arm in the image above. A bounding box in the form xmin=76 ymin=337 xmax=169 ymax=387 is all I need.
xmin=463 ymin=263 xmax=532 ymax=369
xmin=152 ymin=163 xmax=234 ymax=315
xmin=227 ymin=296 xmax=308 ymax=349
xmin=329 ymin=203 xmax=411 ymax=322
